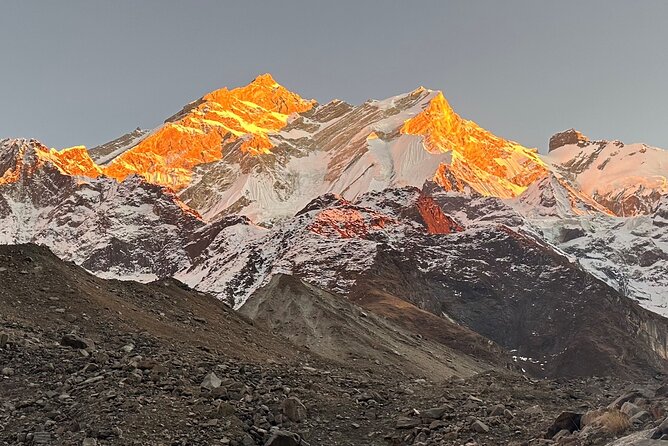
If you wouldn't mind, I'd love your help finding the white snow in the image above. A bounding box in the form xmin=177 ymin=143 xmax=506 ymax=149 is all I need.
xmin=546 ymin=141 xmax=667 ymax=215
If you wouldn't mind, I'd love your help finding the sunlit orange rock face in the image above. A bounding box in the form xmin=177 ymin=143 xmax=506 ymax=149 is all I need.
xmin=416 ymin=194 xmax=463 ymax=234
xmin=402 ymin=92 xmax=547 ymax=198
xmin=104 ymin=74 xmax=315 ymax=190
xmin=0 ymin=141 xmax=101 ymax=185
xmin=37 ymin=146 xmax=102 ymax=178
xmin=308 ymin=207 xmax=395 ymax=239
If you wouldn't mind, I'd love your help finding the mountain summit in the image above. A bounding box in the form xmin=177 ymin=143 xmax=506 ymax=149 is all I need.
xmin=7 ymin=75 xmax=665 ymax=223
xmin=84 ymin=75 xmax=548 ymax=222
xmin=101 ymin=73 xmax=316 ymax=189
xmin=401 ymin=91 xmax=547 ymax=197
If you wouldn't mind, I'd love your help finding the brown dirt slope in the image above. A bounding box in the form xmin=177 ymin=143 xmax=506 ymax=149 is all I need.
xmin=240 ymin=274 xmax=512 ymax=380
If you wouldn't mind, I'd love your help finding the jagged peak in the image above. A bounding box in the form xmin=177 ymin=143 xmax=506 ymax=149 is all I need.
xmin=203 ymin=74 xmax=316 ymax=113
xmin=101 ymin=74 xmax=317 ymax=189
xmin=549 ymin=130 xmax=667 ymax=154
xmin=429 ymin=90 xmax=454 ymax=108
xmin=549 ymin=129 xmax=589 ymax=152
xmin=515 ymin=171 xmax=613 ymax=217
xmin=406 ymin=85 xmax=436 ymax=98
xmin=0 ymin=137 xmax=46 ymax=151
xmin=296 ymin=193 xmax=349 ymax=216
xmin=400 ymin=90 xmax=547 ymax=199
xmin=0 ymin=138 xmax=102 ymax=184
xmin=250 ymin=72 xmax=279 ymax=87
xmin=415 ymin=91 xmax=459 ymax=122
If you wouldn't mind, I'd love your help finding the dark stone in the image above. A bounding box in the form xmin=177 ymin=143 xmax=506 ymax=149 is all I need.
xmin=265 ymin=430 xmax=309 ymax=446
xmin=651 ymin=417 xmax=668 ymax=439
xmin=546 ymin=411 xmax=582 ymax=439
xmin=549 ymin=129 xmax=588 ymax=152
xmin=421 ymin=406 xmax=449 ymax=419
xmin=396 ymin=417 xmax=421 ymax=429
xmin=61 ymin=333 xmax=93 ymax=350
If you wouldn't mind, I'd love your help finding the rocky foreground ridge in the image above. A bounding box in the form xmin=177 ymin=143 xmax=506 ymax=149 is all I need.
xmin=2 ymin=245 xmax=668 ymax=446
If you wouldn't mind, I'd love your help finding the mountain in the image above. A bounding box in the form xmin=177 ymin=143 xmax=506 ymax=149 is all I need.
xmin=0 ymin=138 xmax=204 ymax=281
xmin=1 ymin=75 xmax=667 ymax=381
xmin=87 ymin=75 xmax=547 ymax=223
xmin=547 ymin=129 xmax=667 ymax=216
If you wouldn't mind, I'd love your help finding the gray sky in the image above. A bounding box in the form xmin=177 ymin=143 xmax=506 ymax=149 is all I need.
xmin=1 ymin=1 xmax=667 ymax=152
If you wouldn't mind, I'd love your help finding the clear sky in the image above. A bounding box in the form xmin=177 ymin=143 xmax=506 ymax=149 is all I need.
xmin=1 ymin=0 xmax=667 ymax=152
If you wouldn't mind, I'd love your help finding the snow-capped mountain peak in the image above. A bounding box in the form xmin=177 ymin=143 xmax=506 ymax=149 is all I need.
xmin=546 ymin=130 xmax=667 ymax=216
xmin=0 ymin=138 xmax=101 ymax=184
xmin=2 ymin=77 xmax=667 ymax=323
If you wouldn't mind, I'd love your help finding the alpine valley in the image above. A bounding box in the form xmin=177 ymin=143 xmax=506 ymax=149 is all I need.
xmin=1 ymin=74 xmax=668 ymax=446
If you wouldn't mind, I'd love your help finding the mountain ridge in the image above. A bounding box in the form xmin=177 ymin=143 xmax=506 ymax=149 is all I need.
xmin=1 ymin=76 xmax=667 ymax=383
xmin=8 ymin=76 xmax=665 ymax=221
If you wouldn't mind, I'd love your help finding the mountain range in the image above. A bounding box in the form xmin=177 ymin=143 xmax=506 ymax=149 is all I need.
xmin=1 ymin=74 xmax=667 ymax=382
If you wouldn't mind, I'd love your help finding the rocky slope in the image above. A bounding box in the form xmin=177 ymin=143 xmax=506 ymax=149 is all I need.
xmin=3 ymin=244 xmax=668 ymax=446
xmin=239 ymin=274 xmax=511 ymax=380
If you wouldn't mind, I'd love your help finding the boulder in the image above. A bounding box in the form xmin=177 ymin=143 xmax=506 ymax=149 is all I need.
xmin=201 ymin=372 xmax=222 ymax=391
xmin=630 ymin=411 xmax=652 ymax=425
xmin=609 ymin=391 xmax=642 ymax=409
xmin=61 ymin=334 xmax=94 ymax=350
xmin=215 ymin=401 xmax=235 ymax=416
xmin=421 ymin=406 xmax=449 ymax=419
xmin=655 ymin=385 xmax=668 ymax=397
xmin=578 ymin=424 xmax=614 ymax=444
xmin=265 ymin=430 xmax=308 ymax=446
xmin=621 ymin=402 xmax=642 ymax=417
xmin=525 ymin=405 xmax=544 ymax=416
xmin=471 ymin=419 xmax=489 ymax=433
xmin=282 ymin=397 xmax=307 ymax=423
xmin=489 ymin=404 xmax=505 ymax=416
xmin=396 ymin=417 xmax=420 ymax=429
xmin=651 ymin=417 xmax=668 ymax=439
xmin=546 ymin=411 xmax=582 ymax=439
xmin=429 ymin=420 xmax=448 ymax=430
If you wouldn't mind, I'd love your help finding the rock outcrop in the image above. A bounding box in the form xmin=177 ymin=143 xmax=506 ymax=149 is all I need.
xmin=548 ymin=128 xmax=589 ymax=152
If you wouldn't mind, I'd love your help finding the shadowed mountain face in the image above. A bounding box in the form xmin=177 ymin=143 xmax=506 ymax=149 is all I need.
xmin=347 ymin=223 xmax=668 ymax=378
